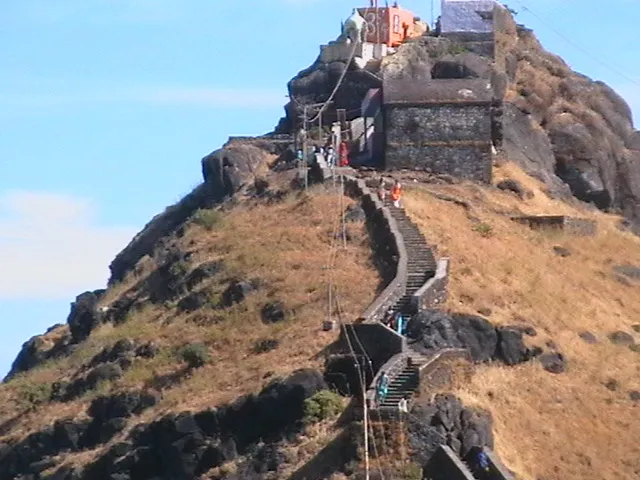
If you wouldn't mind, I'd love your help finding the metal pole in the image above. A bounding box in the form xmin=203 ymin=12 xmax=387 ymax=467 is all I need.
xmin=303 ymin=105 xmax=308 ymax=191
xmin=341 ymin=175 xmax=347 ymax=249
xmin=318 ymin=109 xmax=323 ymax=144
xmin=363 ymin=375 xmax=370 ymax=480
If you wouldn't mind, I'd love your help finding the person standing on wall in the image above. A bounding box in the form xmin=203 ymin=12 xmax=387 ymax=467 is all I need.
xmin=391 ymin=179 xmax=402 ymax=208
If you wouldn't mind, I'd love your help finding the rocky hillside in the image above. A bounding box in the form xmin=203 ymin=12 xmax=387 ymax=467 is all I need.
xmin=283 ymin=11 xmax=640 ymax=233
xmin=2 ymin=10 xmax=640 ymax=480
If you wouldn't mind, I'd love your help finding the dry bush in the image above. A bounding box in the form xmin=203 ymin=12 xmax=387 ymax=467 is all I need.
xmin=404 ymin=162 xmax=640 ymax=480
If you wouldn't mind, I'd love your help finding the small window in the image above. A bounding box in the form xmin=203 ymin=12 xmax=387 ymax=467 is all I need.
xmin=393 ymin=15 xmax=400 ymax=33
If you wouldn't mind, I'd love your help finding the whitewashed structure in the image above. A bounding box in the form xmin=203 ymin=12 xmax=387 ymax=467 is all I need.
xmin=440 ymin=0 xmax=498 ymax=33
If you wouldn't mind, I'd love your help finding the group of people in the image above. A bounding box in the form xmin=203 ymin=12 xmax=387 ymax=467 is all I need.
xmin=375 ymin=371 xmax=408 ymax=412
xmin=296 ymin=141 xmax=350 ymax=169
xmin=377 ymin=177 xmax=403 ymax=208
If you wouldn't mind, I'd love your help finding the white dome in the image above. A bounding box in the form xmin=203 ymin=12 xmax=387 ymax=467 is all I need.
xmin=345 ymin=8 xmax=366 ymax=32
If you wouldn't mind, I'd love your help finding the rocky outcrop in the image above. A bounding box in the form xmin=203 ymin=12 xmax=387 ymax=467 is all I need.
xmin=79 ymin=368 xmax=326 ymax=480
xmin=408 ymin=393 xmax=494 ymax=470
xmin=407 ymin=309 xmax=540 ymax=365
xmin=281 ymin=58 xmax=382 ymax=132
xmin=201 ymin=144 xmax=273 ymax=202
xmin=0 ymin=391 xmax=159 ymax=480
xmin=501 ymin=22 xmax=640 ymax=230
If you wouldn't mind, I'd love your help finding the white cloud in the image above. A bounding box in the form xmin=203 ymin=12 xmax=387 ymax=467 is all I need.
xmin=0 ymin=190 xmax=137 ymax=300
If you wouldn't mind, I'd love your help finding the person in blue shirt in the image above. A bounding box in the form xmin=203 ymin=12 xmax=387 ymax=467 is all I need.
xmin=395 ymin=312 xmax=405 ymax=335
xmin=477 ymin=450 xmax=490 ymax=472
xmin=376 ymin=372 xmax=390 ymax=404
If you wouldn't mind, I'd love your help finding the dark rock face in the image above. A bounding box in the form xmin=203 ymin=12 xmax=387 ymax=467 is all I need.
xmin=408 ymin=393 xmax=493 ymax=470
xmin=201 ymin=144 xmax=271 ymax=202
xmin=261 ymin=301 xmax=286 ymax=324
xmin=0 ymin=391 xmax=157 ymax=480
xmin=501 ymin=26 xmax=640 ymax=229
xmin=81 ymin=369 xmax=326 ymax=480
xmin=221 ymin=280 xmax=259 ymax=307
xmin=501 ymin=104 xmax=572 ymax=199
xmin=109 ymin=183 xmax=215 ymax=285
xmin=406 ymin=310 xmax=538 ymax=365
xmin=608 ymin=330 xmax=635 ymax=346
xmin=282 ymin=59 xmax=382 ymax=132
xmin=67 ymin=290 xmax=106 ymax=343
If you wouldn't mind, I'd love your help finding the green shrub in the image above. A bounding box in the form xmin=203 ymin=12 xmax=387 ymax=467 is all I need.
xmin=472 ymin=222 xmax=493 ymax=238
xmin=177 ymin=343 xmax=210 ymax=369
xmin=303 ymin=390 xmax=343 ymax=424
xmin=16 ymin=382 xmax=52 ymax=410
xmin=192 ymin=209 xmax=222 ymax=231
xmin=401 ymin=463 xmax=423 ymax=480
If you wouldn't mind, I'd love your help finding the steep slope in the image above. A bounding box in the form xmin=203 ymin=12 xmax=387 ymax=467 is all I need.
xmin=0 ymin=177 xmax=381 ymax=478
xmin=403 ymin=162 xmax=640 ymax=480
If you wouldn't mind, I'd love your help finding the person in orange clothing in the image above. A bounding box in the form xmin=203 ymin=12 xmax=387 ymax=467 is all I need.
xmin=390 ymin=179 xmax=402 ymax=207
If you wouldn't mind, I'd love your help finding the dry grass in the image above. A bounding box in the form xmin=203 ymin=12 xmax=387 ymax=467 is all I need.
xmin=405 ymin=162 xmax=640 ymax=480
xmin=0 ymin=187 xmax=380 ymax=455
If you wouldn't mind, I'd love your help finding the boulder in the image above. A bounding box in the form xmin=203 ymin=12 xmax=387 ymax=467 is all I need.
xmin=177 ymin=290 xmax=211 ymax=313
xmin=344 ymin=204 xmax=366 ymax=223
xmin=578 ymin=331 xmax=598 ymax=344
xmin=407 ymin=310 xmax=498 ymax=363
xmin=553 ymin=246 xmax=571 ymax=257
xmin=496 ymin=327 xmax=536 ymax=365
xmin=221 ymin=280 xmax=258 ymax=307
xmin=496 ymin=178 xmax=528 ymax=198
xmin=261 ymin=301 xmax=287 ymax=324
xmin=608 ymin=331 xmax=635 ymax=346
xmin=539 ymin=352 xmax=567 ymax=374
xmin=252 ymin=338 xmax=280 ymax=354
xmin=201 ymin=144 xmax=272 ymax=201
xmin=612 ymin=264 xmax=640 ymax=280
xmin=185 ymin=260 xmax=225 ymax=290
xmin=67 ymin=290 xmax=105 ymax=343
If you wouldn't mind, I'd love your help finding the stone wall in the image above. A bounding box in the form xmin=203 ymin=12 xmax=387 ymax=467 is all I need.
xmin=384 ymin=104 xmax=493 ymax=182
xmin=512 ymin=215 xmax=598 ymax=236
xmin=386 ymin=142 xmax=493 ymax=182
xmin=411 ymin=258 xmax=450 ymax=316
xmin=427 ymin=445 xmax=476 ymax=480
xmin=340 ymin=323 xmax=404 ymax=374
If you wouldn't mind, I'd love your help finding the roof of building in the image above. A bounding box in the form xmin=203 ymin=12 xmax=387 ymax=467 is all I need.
xmin=382 ymin=77 xmax=493 ymax=105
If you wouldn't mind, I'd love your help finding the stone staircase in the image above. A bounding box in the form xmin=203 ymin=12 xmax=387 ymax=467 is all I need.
xmin=376 ymin=350 xmax=433 ymax=411
xmin=385 ymin=201 xmax=437 ymax=318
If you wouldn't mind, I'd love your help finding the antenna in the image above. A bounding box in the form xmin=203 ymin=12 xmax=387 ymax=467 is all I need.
xmin=431 ymin=0 xmax=435 ymax=29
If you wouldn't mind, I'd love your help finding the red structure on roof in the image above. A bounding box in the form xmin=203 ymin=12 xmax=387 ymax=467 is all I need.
xmin=357 ymin=3 xmax=418 ymax=47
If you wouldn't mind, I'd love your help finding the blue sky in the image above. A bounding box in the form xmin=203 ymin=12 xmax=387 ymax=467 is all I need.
xmin=1 ymin=0 xmax=639 ymax=377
